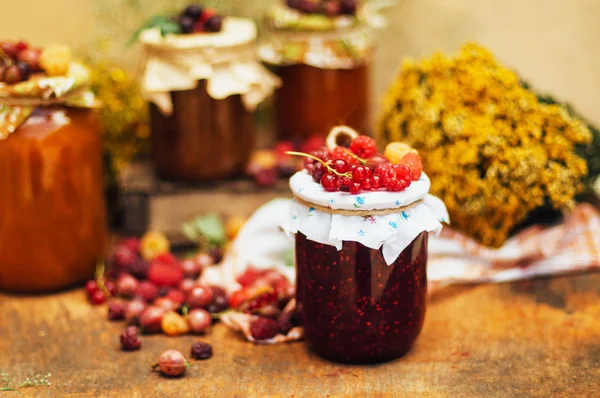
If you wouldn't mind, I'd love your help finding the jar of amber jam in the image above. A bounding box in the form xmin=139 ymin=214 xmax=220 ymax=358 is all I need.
xmin=284 ymin=171 xmax=448 ymax=363
xmin=140 ymin=17 xmax=280 ymax=181
xmin=0 ymin=75 xmax=106 ymax=292
xmin=260 ymin=3 xmax=374 ymax=140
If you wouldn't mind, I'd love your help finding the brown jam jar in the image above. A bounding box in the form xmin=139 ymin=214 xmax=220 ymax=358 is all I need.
xmin=149 ymin=81 xmax=254 ymax=181
xmin=260 ymin=25 xmax=374 ymax=140
xmin=273 ymin=63 xmax=370 ymax=141
xmin=0 ymin=107 xmax=107 ymax=292
xmin=140 ymin=17 xmax=279 ymax=182
xmin=295 ymin=232 xmax=428 ymax=363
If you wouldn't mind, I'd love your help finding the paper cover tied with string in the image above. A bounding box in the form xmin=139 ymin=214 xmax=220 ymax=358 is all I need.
xmin=139 ymin=17 xmax=280 ymax=116
xmin=282 ymin=171 xmax=448 ymax=264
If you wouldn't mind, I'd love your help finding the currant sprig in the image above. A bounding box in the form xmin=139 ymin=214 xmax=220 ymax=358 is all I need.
xmin=285 ymin=151 xmax=352 ymax=178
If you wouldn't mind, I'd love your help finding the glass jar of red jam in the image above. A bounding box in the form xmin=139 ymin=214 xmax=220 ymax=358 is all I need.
xmin=140 ymin=17 xmax=279 ymax=182
xmin=296 ymin=232 xmax=427 ymax=363
xmin=260 ymin=24 xmax=374 ymax=140
xmin=285 ymin=169 xmax=448 ymax=363
xmin=0 ymin=107 xmax=107 ymax=292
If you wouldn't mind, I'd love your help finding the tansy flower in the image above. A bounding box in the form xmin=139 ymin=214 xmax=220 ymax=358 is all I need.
xmin=377 ymin=43 xmax=594 ymax=247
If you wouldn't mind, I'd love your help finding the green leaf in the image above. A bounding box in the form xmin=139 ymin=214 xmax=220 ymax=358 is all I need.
xmin=181 ymin=222 xmax=200 ymax=244
xmin=159 ymin=21 xmax=182 ymax=36
xmin=283 ymin=248 xmax=295 ymax=268
xmin=193 ymin=214 xmax=227 ymax=246
xmin=128 ymin=14 xmax=177 ymax=46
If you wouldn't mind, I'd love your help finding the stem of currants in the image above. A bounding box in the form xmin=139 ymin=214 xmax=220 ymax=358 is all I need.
xmin=285 ymin=151 xmax=352 ymax=178
xmin=95 ymin=262 xmax=113 ymax=299
xmin=342 ymin=148 xmax=367 ymax=165
xmin=0 ymin=49 xmax=11 ymax=66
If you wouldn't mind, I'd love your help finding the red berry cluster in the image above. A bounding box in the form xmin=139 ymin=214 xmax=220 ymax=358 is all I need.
xmin=229 ymin=267 xmax=298 ymax=341
xmin=84 ymin=237 xmax=233 ymax=352
xmin=297 ymin=135 xmax=420 ymax=195
xmin=286 ymin=0 xmax=358 ymax=16
xmin=0 ymin=40 xmax=41 ymax=84
xmin=178 ymin=4 xmax=223 ymax=34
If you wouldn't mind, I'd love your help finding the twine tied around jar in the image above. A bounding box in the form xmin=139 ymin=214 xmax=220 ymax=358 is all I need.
xmin=294 ymin=196 xmax=424 ymax=217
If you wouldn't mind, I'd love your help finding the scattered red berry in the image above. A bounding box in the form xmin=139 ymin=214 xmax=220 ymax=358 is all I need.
xmin=128 ymin=258 xmax=150 ymax=279
xmin=121 ymin=237 xmax=141 ymax=253
xmin=350 ymin=135 xmax=377 ymax=159
xmin=117 ymin=274 xmax=139 ymax=297
xmin=0 ymin=41 xmax=17 ymax=58
xmin=179 ymin=279 xmax=197 ymax=294
xmin=136 ymin=281 xmax=159 ymax=302
xmin=165 ymin=289 xmax=186 ymax=305
xmin=108 ymin=301 xmax=126 ymax=321
xmin=242 ymin=290 xmax=279 ymax=314
xmin=236 ymin=267 xmax=267 ymax=287
xmin=190 ymin=341 xmax=213 ymax=360
xmin=277 ymin=311 xmax=294 ymax=335
xmin=125 ymin=299 xmax=146 ymax=325
xmin=229 ymin=290 xmax=248 ymax=309
xmin=187 ymin=285 xmax=213 ymax=309
xmin=90 ymin=290 xmax=106 ymax=305
xmin=206 ymin=288 xmax=229 ymax=314
xmin=154 ymin=297 xmax=178 ymax=312
xmin=181 ymin=259 xmax=202 ymax=279
xmin=249 ymin=317 xmax=279 ymax=340
xmin=155 ymin=350 xmax=187 ymax=377
xmin=85 ymin=280 xmax=99 ymax=296
xmin=187 ymin=309 xmax=212 ymax=334
xmin=120 ymin=326 xmax=141 ymax=351
xmin=112 ymin=245 xmax=138 ymax=270
xmin=15 ymin=40 xmax=28 ymax=52
xmin=162 ymin=311 xmax=190 ymax=336
xmin=195 ymin=252 xmax=214 ymax=268
xmin=148 ymin=262 xmax=184 ymax=288
xmin=140 ymin=306 xmax=167 ymax=334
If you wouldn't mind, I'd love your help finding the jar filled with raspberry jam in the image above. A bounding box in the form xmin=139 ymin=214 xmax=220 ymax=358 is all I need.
xmin=0 ymin=51 xmax=106 ymax=292
xmin=260 ymin=0 xmax=374 ymax=140
xmin=283 ymin=132 xmax=448 ymax=362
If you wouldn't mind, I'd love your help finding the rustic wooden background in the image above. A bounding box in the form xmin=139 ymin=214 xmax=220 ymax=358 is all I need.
xmin=1 ymin=273 xmax=598 ymax=397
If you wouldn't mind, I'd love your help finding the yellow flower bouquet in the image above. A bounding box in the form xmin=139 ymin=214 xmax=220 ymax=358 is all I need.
xmin=378 ymin=43 xmax=598 ymax=247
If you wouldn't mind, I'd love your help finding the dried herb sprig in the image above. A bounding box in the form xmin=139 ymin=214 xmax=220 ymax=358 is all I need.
xmin=0 ymin=370 xmax=51 ymax=391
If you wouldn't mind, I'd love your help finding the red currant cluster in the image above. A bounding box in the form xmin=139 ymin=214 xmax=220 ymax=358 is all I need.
xmin=177 ymin=4 xmax=223 ymax=34
xmin=286 ymin=0 xmax=358 ymax=16
xmin=296 ymin=135 xmax=422 ymax=195
xmin=0 ymin=40 xmax=41 ymax=84
xmin=229 ymin=267 xmax=298 ymax=341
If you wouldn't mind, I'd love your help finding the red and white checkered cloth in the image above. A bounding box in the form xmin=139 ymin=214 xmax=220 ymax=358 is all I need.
xmin=427 ymin=203 xmax=600 ymax=292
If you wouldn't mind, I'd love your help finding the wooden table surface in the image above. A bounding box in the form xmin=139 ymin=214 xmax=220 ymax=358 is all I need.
xmin=1 ymin=273 xmax=599 ymax=398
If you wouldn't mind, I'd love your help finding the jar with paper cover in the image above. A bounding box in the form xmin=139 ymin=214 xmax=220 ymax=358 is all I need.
xmin=282 ymin=127 xmax=449 ymax=363
xmin=139 ymin=14 xmax=280 ymax=181
xmin=260 ymin=0 xmax=382 ymax=140
xmin=0 ymin=44 xmax=106 ymax=292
